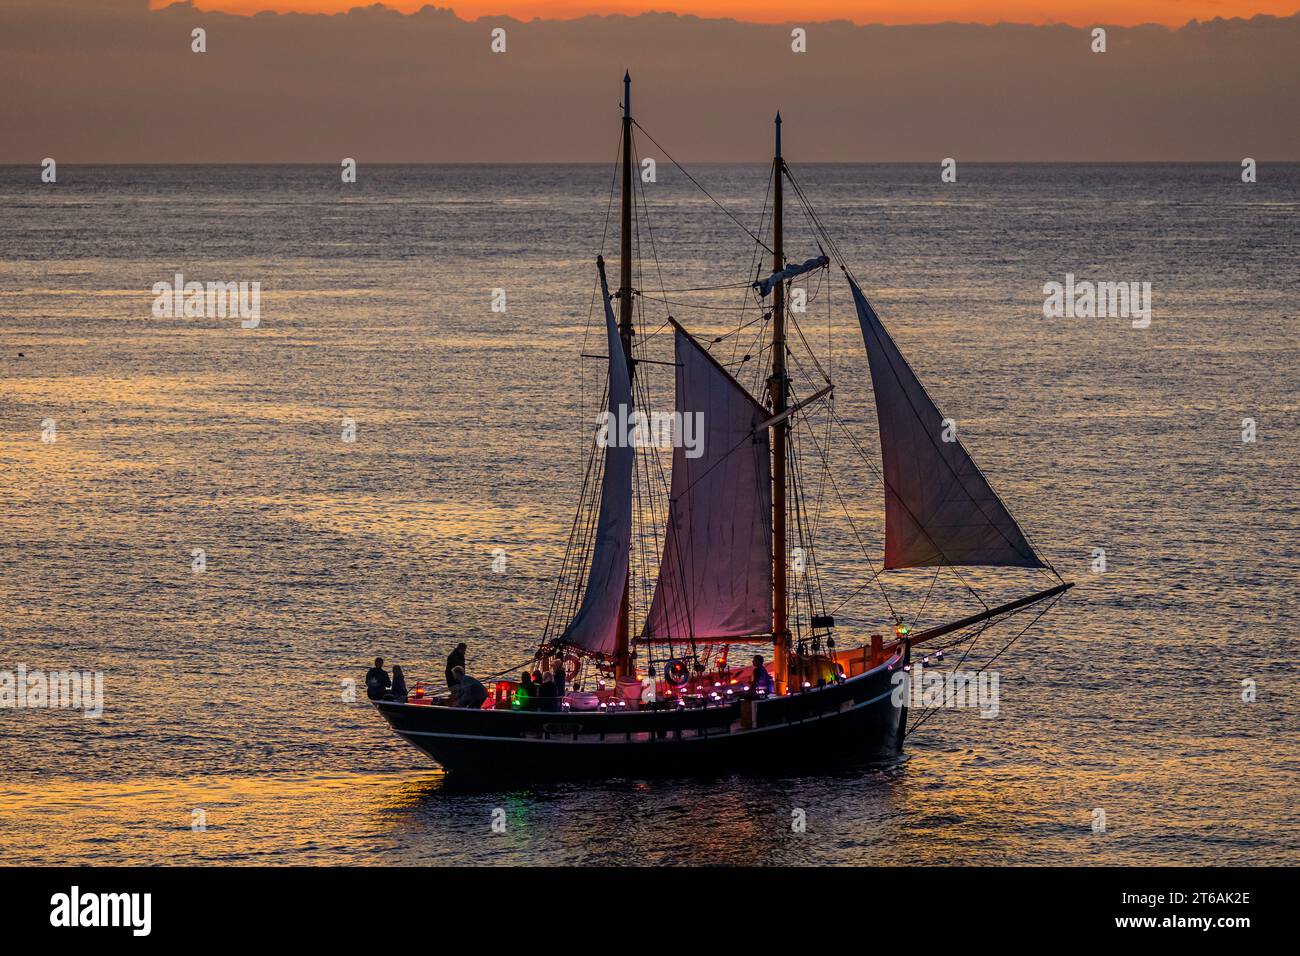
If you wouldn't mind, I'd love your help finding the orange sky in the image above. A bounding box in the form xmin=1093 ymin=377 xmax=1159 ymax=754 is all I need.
xmin=170 ymin=1 xmax=1299 ymax=26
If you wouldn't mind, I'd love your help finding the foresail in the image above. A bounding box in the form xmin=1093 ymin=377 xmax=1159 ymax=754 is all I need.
xmin=642 ymin=323 xmax=773 ymax=642
xmin=561 ymin=264 xmax=634 ymax=655
xmin=849 ymin=278 xmax=1044 ymax=570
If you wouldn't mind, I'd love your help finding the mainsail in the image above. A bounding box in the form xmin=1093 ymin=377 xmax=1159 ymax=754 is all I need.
xmin=560 ymin=263 xmax=635 ymax=655
xmin=642 ymin=323 xmax=773 ymax=642
xmin=849 ymin=278 xmax=1044 ymax=569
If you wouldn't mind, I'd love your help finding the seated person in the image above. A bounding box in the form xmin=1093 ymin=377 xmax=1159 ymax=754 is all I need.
xmin=389 ymin=665 xmax=408 ymax=702
xmin=365 ymin=657 xmax=391 ymax=701
xmin=451 ymin=666 xmax=488 ymax=709
xmin=750 ymin=654 xmax=775 ymax=697
xmin=516 ymin=671 xmax=535 ymax=710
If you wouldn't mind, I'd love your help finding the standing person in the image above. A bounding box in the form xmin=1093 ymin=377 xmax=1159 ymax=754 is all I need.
xmin=390 ymin=665 xmax=408 ymax=702
xmin=445 ymin=642 xmax=467 ymax=689
xmin=365 ymin=657 xmax=391 ymax=701
xmin=539 ymin=671 xmax=559 ymax=712
xmin=552 ymin=657 xmax=567 ymax=700
xmin=531 ymin=669 xmax=545 ymax=710
xmin=750 ymin=655 xmax=774 ymax=697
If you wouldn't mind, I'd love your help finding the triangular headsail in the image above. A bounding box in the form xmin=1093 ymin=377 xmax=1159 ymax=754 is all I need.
xmin=642 ymin=322 xmax=773 ymax=642
xmin=560 ymin=262 xmax=635 ymax=655
xmin=848 ymin=278 xmax=1044 ymax=570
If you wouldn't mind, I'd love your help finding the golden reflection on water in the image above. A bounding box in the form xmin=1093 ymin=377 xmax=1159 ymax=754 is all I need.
xmin=0 ymin=770 xmax=900 ymax=866
xmin=0 ymin=741 xmax=1293 ymax=866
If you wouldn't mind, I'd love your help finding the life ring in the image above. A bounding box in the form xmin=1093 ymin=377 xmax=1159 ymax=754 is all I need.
xmin=664 ymin=659 xmax=690 ymax=686
xmin=543 ymin=651 xmax=582 ymax=682
xmin=562 ymin=654 xmax=581 ymax=681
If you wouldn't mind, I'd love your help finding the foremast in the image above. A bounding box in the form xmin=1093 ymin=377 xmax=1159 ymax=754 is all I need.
xmin=769 ymin=113 xmax=791 ymax=693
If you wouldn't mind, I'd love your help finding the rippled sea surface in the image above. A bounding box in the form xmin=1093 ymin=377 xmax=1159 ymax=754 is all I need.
xmin=1 ymin=163 xmax=1297 ymax=865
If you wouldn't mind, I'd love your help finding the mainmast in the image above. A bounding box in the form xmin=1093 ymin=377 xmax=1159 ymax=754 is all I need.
xmin=769 ymin=112 xmax=791 ymax=693
xmin=614 ymin=70 xmax=635 ymax=681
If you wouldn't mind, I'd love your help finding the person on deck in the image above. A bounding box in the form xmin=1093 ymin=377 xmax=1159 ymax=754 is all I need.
xmin=365 ymin=657 xmax=391 ymax=701
xmin=517 ymin=671 xmax=536 ymax=710
xmin=446 ymin=642 xmax=467 ymax=689
xmin=539 ymin=671 xmax=559 ymax=712
xmin=451 ymin=666 xmax=488 ymax=709
xmin=389 ymin=665 xmax=408 ymax=702
xmin=552 ymin=658 xmax=567 ymax=699
xmin=751 ymin=655 xmax=775 ymax=697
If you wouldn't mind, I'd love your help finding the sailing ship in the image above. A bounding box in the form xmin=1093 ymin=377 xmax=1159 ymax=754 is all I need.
xmin=372 ymin=75 xmax=1073 ymax=777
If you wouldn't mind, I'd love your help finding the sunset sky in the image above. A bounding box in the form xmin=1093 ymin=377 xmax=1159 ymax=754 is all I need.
xmin=8 ymin=1 xmax=1297 ymax=161
xmin=165 ymin=1 xmax=1300 ymax=27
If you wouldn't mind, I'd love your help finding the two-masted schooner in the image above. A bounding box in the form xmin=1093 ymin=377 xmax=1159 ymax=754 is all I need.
xmin=372 ymin=74 xmax=1073 ymax=777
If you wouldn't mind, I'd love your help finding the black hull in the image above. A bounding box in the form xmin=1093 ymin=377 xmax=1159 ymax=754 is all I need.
xmin=373 ymin=656 xmax=907 ymax=778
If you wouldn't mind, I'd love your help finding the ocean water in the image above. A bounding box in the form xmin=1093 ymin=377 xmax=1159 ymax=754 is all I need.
xmin=0 ymin=163 xmax=1297 ymax=866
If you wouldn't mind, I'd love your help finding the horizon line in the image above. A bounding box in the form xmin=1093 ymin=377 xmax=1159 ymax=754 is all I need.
xmin=6 ymin=159 xmax=1299 ymax=166
xmin=153 ymin=3 xmax=1300 ymax=31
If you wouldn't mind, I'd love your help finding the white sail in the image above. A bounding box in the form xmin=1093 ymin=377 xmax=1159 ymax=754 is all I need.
xmin=849 ymin=278 xmax=1044 ymax=569
xmin=754 ymin=255 xmax=828 ymax=297
xmin=561 ymin=264 xmax=634 ymax=655
xmin=642 ymin=323 xmax=773 ymax=642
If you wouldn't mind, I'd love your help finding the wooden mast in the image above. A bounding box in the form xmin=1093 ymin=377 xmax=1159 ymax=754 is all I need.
xmin=770 ymin=112 xmax=791 ymax=693
xmin=614 ymin=70 xmax=634 ymax=681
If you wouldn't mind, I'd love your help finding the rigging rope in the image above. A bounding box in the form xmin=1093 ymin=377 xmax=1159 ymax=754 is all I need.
xmin=903 ymin=593 xmax=1064 ymax=739
xmin=632 ymin=119 xmax=775 ymax=255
